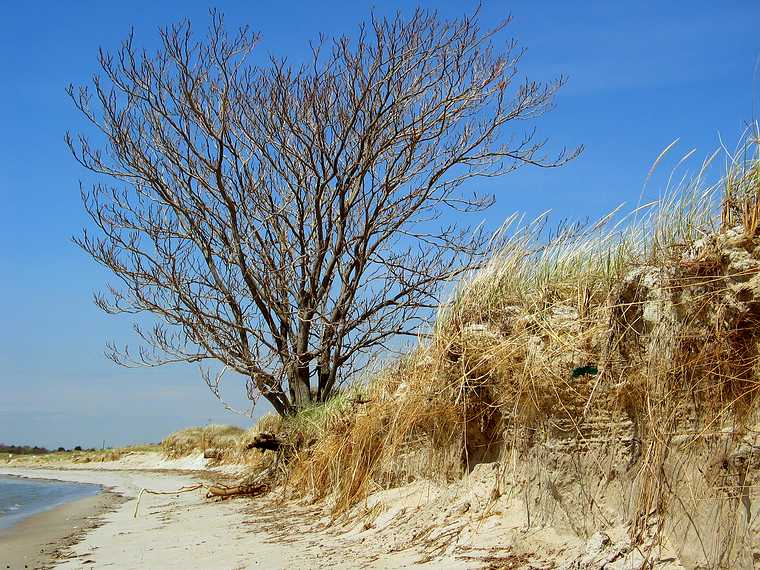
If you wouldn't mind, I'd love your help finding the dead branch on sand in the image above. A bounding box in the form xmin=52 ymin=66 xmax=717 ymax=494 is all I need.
xmin=205 ymin=483 xmax=269 ymax=499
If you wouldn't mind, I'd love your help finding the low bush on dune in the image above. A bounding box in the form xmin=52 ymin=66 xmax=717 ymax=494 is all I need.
xmin=161 ymin=424 xmax=245 ymax=459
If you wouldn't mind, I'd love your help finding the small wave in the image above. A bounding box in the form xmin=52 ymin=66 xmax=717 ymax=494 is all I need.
xmin=0 ymin=479 xmax=100 ymax=530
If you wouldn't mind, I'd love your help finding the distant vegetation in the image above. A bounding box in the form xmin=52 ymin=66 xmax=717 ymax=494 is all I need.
xmin=1 ymin=444 xmax=160 ymax=465
xmin=0 ymin=444 xmax=101 ymax=455
xmin=0 ymin=444 xmax=52 ymax=455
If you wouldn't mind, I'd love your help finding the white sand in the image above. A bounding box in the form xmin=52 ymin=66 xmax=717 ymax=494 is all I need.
xmin=0 ymin=460 xmax=475 ymax=569
xmin=2 ymin=454 xmax=669 ymax=569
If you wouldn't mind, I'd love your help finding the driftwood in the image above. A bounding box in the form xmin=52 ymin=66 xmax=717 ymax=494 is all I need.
xmin=133 ymin=472 xmax=273 ymax=518
xmin=133 ymin=484 xmax=205 ymax=518
xmin=245 ymin=432 xmax=283 ymax=453
xmin=206 ymin=483 xmax=268 ymax=499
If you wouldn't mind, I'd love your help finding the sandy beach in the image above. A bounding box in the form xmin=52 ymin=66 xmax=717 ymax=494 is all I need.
xmin=0 ymin=460 xmax=479 ymax=570
xmin=0 ymin=490 xmax=122 ymax=569
xmin=0 ymin=446 xmax=693 ymax=570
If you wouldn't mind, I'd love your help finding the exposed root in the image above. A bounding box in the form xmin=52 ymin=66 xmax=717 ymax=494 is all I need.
xmin=244 ymin=432 xmax=283 ymax=453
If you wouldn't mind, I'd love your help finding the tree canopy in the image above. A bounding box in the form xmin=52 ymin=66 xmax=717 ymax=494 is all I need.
xmin=68 ymin=8 xmax=578 ymax=415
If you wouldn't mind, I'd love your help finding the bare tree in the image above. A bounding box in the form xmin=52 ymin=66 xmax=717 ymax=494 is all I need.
xmin=67 ymin=8 xmax=579 ymax=416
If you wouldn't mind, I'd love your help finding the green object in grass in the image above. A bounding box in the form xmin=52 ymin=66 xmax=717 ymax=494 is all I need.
xmin=571 ymin=365 xmax=598 ymax=378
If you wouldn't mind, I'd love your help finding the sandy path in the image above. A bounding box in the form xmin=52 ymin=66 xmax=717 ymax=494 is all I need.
xmin=0 ymin=467 xmax=470 ymax=569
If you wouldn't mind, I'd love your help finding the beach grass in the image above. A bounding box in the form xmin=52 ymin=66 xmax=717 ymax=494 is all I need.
xmin=260 ymin=125 xmax=760 ymax=566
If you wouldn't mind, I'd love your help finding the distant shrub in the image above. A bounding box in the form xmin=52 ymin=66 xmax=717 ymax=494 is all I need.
xmin=0 ymin=444 xmax=51 ymax=455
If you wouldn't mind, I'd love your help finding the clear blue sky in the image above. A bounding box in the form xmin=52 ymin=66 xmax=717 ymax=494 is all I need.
xmin=1 ymin=1 xmax=758 ymax=448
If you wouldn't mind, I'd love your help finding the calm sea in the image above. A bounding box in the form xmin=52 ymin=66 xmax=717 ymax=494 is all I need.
xmin=0 ymin=475 xmax=100 ymax=530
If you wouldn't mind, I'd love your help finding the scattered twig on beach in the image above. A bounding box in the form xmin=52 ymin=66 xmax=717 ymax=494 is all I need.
xmin=133 ymin=468 xmax=277 ymax=517
xmin=133 ymin=484 xmax=205 ymax=518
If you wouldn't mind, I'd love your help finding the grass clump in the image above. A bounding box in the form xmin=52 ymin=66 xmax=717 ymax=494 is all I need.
xmin=286 ymin=352 xmax=479 ymax=512
xmin=722 ymin=126 xmax=760 ymax=236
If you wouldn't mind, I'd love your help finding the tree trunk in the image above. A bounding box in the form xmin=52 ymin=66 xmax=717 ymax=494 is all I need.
xmin=288 ymin=365 xmax=312 ymax=412
xmin=266 ymin=391 xmax=290 ymax=416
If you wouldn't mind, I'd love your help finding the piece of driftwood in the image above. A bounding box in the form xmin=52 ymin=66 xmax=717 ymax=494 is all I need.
xmin=133 ymin=480 xmax=270 ymax=518
xmin=245 ymin=432 xmax=283 ymax=453
xmin=206 ymin=483 xmax=268 ymax=499
xmin=133 ymin=484 xmax=205 ymax=518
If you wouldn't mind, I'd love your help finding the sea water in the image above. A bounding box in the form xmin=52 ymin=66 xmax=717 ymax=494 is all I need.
xmin=0 ymin=475 xmax=100 ymax=530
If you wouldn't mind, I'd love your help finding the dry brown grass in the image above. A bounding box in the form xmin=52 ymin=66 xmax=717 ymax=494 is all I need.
xmin=286 ymin=354 xmax=466 ymax=512
xmin=722 ymin=126 xmax=760 ymax=236
xmin=160 ymin=416 xmax=293 ymax=467
xmin=275 ymin=128 xmax=760 ymax=567
xmin=161 ymin=424 xmax=245 ymax=459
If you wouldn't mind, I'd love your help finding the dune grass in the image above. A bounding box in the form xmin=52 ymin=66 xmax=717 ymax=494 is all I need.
xmin=161 ymin=424 xmax=245 ymax=459
xmin=271 ymin=127 xmax=760 ymax=552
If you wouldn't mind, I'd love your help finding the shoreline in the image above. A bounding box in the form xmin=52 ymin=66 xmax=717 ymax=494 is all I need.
xmin=0 ymin=459 xmax=533 ymax=569
xmin=0 ymin=466 xmax=310 ymax=570
xmin=0 ymin=473 xmax=101 ymax=532
xmin=0 ymin=463 xmax=470 ymax=569
xmin=0 ymin=488 xmax=123 ymax=569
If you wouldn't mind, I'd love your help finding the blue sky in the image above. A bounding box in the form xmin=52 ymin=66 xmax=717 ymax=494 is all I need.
xmin=1 ymin=1 xmax=758 ymax=448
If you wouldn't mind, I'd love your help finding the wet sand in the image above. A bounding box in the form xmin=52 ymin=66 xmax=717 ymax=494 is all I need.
xmin=0 ymin=490 xmax=122 ymax=569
